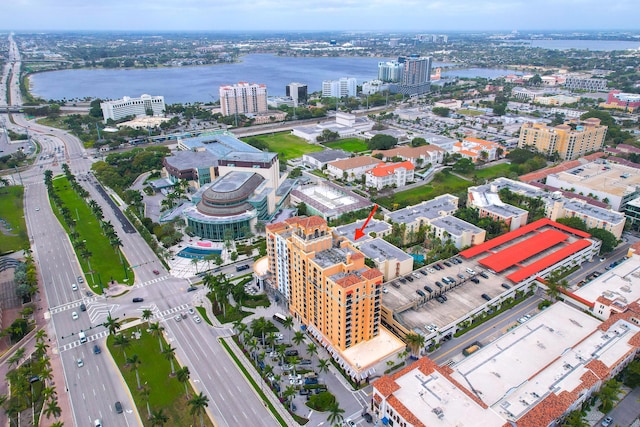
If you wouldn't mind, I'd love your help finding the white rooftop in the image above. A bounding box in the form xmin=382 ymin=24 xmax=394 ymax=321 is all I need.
xmin=572 ymin=254 xmax=640 ymax=309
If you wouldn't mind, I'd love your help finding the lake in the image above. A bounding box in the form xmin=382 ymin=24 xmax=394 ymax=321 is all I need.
xmin=29 ymin=54 xmax=518 ymax=104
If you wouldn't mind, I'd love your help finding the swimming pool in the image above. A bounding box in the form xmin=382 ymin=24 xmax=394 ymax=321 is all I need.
xmin=177 ymin=246 xmax=222 ymax=260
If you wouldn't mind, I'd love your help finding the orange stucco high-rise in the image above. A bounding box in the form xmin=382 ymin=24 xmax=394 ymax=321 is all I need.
xmin=266 ymin=216 xmax=383 ymax=351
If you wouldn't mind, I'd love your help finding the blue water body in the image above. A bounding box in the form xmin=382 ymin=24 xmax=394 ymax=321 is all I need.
xmin=177 ymin=247 xmax=222 ymax=260
xmin=513 ymin=39 xmax=640 ymax=51
xmin=411 ymin=254 xmax=425 ymax=263
xmin=30 ymin=54 xmax=508 ymax=104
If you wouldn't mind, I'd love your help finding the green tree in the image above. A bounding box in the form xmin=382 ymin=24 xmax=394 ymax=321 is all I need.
xmin=561 ymin=410 xmax=588 ymax=427
xmin=188 ymin=392 xmax=209 ymax=427
xmin=103 ymin=314 xmax=121 ymax=335
xmin=556 ymin=217 xmax=588 ymax=232
xmin=326 ymin=402 xmax=345 ymax=426
xmin=126 ymin=354 xmax=143 ymax=389
xmin=598 ymin=379 xmax=621 ymax=412
xmin=113 ymin=334 xmax=131 ymax=359
xmin=588 ymin=228 xmax=618 ymax=254
xmin=162 ymin=346 xmax=177 ymax=376
xmin=405 ymin=333 xmax=426 ymax=359
xmin=292 ymin=330 xmax=305 ymax=347
xmin=43 ymin=399 xmax=62 ymax=419
xmin=432 ymin=107 xmax=450 ymax=117
xmin=149 ymin=408 xmax=169 ymax=426
xmin=367 ymin=134 xmax=397 ymax=150
xmin=176 ymin=366 xmax=191 ymax=399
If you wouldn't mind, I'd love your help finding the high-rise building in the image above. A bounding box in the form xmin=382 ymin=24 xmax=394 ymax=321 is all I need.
xmin=321 ymin=77 xmax=357 ymax=98
xmin=286 ymin=82 xmax=308 ymax=106
xmin=389 ymin=56 xmax=432 ymax=96
xmin=517 ymin=118 xmax=607 ymax=160
xmin=100 ymin=94 xmax=165 ymax=123
xmin=378 ymin=61 xmax=403 ymax=82
xmin=219 ymin=82 xmax=268 ymax=117
xmin=266 ymin=216 xmax=383 ymax=351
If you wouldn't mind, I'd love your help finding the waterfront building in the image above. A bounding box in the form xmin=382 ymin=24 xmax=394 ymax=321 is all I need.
xmin=517 ymin=118 xmax=607 ymax=160
xmin=286 ymin=82 xmax=308 ymax=106
xmin=377 ymin=61 xmax=403 ymax=83
xmin=362 ymin=80 xmax=389 ymax=95
xmin=219 ymin=82 xmax=268 ymax=117
xmin=100 ymin=94 xmax=165 ymax=123
xmin=322 ymin=77 xmax=357 ymax=98
xmin=389 ymin=56 xmax=432 ymax=96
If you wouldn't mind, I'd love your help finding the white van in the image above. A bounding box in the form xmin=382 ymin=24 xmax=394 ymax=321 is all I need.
xmin=79 ymin=331 xmax=87 ymax=344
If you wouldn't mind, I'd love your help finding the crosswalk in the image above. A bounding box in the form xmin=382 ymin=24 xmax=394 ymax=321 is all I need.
xmin=133 ymin=275 xmax=169 ymax=289
xmin=59 ymin=330 xmax=109 ymax=352
xmin=49 ymin=297 xmax=99 ymax=314
xmin=156 ymin=303 xmax=192 ymax=319
xmin=88 ymin=302 xmax=121 ymax=324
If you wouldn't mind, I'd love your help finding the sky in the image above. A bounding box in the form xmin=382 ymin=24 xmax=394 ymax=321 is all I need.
xmin=2 ymin=0 xmax=639 ymax=32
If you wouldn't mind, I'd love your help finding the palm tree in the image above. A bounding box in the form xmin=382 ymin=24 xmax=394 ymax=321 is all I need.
xmin=561 ymin=410 xmax=589 ymax=427
xmin=149 ymin=408 xmax=169 ymax=426
xmin=149 ymin=322 xmax=165 ymax=351
xmin=306 ymin=342 xmax=318 ymax=365
xmin=251 ymin=317 xmax=270 ymax=346
xmin=326 ymin=402 xmax=345 ymax=426
xmin=176 ymin=366 xmax=191 ymax=399
xmin=140 ymin=384 xmax=152 ymax=419
xmin=42 ymin=386 xmax=57 ymax=402
xmin=598 ymin=379 xmax=622 ymax=412
xmin=233 ymin=321 xmax=248 ymax=343
xmin=50 ymin=422 xmax=64 ymax=427
xmin=405 ymin=333 xmax=426 ymax=359
xmin=8 ymin=347 xmax=25 ymax=368
xmin=126 ymin=354 xmax=143 ymax=389
xmin=142 ymin=309 xmax=153 ymax=327
xmin=162 ymin=346 xmax=176 ymax=376
xmin=317 ymin=358 xmax=330 ymax=374
xmin=43 ymin=399 xmax=62 ymax=419
xmin=103 ymin=313 xmax=121 ymax=335
xmin=283 ymin=316 xmax=294 ymax=343
xmin=292 ymin=331 xmax=305 ymax=347
xmin=188 ymin=392 xmax=209 ymax=427
xmin=283 ymin=385 xmax=296 ymax=411
xmin=35 ymin=329 xmax=47 ymax=343
xmin=113 ymin=334 xmax=131 ymax=359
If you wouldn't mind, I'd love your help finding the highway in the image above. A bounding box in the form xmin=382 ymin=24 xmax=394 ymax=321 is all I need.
xmin=2 ymin=34 xmax=280 ymax=427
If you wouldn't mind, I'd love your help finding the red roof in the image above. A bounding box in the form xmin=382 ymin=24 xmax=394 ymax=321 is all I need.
xmin=460 ymin=218 xmax=590 ymax=259
xmin=506 ymin=239 xmax=592 ymax=283
xmin=479 ymin=229 xmax=568 ymax=272
xmin=368 ymin=161 xmax=415 ymax=177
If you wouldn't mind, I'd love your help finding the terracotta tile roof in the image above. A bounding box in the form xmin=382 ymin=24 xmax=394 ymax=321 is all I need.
xmin=350 ymin=252 xmax=364 ymax=261
xmin=516 ymin=392 xmax=573 ymax=427
xmin=459 ymin=149 xmax=478 ymax=157
xmin=371 ymin=145 xmax=444 ymax=160
xmin=361 ymin=267 xmax=383 ymax=280
xmin=373 ymin=393 xmax=382 ymax=403
xmin=628 ymin=331 xmax=640 ymax=347
xmin=464 ymin=137 xmax=500 ymax=147
xmin=585 ymin=359 xmax=610 ymax=379
xmin=386 ymin=395 xmax=426 ymax=427
xmin=372 ymin=375 xmax=400 ymax=397
xmin=335 ymin=274 xmax=363 ymax=288
xmin=368 ymin=161 xmax=415 ymax=177
xmin=266 ymin=221 xmax=289 ymax=233
xmin=328 ymin=155 xmax=380 ymax=171
xmin=580 ymin=370 xmax=600 ymax=390
xmin=596 ymin=295 xmax=614 ymax=306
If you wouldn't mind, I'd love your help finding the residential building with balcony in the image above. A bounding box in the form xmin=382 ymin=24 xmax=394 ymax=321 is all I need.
xmin=219 ymin=82 xmax=268 ymax=116
xmin=365 ymin=161 xmax=415 ymax=190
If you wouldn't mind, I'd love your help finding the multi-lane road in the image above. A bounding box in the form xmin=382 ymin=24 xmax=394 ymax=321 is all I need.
xmin=2 ymin=34 xmax=281 ymax=427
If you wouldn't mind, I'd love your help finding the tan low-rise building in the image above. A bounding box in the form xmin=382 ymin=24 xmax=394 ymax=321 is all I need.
xmin=326 ymin=155 xmax=381 ymax=181
xmin=372 ymin=144 xmax=445 ymax=167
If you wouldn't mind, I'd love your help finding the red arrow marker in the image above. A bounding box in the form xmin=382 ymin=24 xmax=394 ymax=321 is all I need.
xmin=354 ymin=204 xmax=378 ymax=241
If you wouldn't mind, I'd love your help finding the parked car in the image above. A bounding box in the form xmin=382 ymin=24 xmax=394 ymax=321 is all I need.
xmin=481 ymin=293 xmax=491 ymax=301
xmin=77 ymin=276 xmax=84 ymax=283
xmin=601 ymin=416 xmax=613 ymax=427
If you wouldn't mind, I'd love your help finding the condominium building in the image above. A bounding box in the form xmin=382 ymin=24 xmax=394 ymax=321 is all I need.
xmin=219 ymin=82 xmax=268 ymax=117
xmin=365 ymin=161 xmax=415 ymax=190
xmin=452 ymin=137 xmax=501 ymax=162
xmin=100 ymin=94 xmax=165 ymax=123
xmin=517 ymin=118 xmax=607 ymax=160
xmin=286 ymin=82 xmax=308 ymax=106
xmin=322 ymin=77 xmax=357 ymax=98
xmin=564 ymin=75 xmax=608 ymax=91
xmin=377 ymin=61 xmax=403 ymax=83
xmin=266 ymin=216 xmax=384 ymax=351
xmin=388 ymin=56 xmax=432 ymax=96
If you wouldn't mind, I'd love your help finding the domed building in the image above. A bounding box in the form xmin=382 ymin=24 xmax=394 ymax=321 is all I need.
xmin=183 ymin=171 xmax=270 ymax=241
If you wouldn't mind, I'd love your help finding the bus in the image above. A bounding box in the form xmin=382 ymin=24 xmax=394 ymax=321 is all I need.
xmin=272 ymin=313 xmax=287 ymax=324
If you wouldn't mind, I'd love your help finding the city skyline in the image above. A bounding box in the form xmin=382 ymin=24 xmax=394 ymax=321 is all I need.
xmin=1 ymin=0 xmax=639 ymax=32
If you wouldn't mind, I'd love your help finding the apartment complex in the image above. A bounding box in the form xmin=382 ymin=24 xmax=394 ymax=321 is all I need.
xmin=372 ymin=144 xmax=445 ymax=166
xmin=219 ymin=82 xmax=268 ymax=116
xmin=266 ymin=216 xmax=384 ymax=351
xmin=390 ymin=56 xmax=432 ymax=96
xmin=326 ymin=155 xmax=381 ymax=181
xmin=378 ymin=61 xmax=404 ymax=83
xmin=564 ymin=75 xmax=608 ymax=91
xmin=322 ymin=77 xmax=357 ymax=98
xmin=452 ymin=137 xmax=501 ymax=162
xmin=385 ymin=194 xmax=459 ymax=243
xmin=365 ymin=161 xmax=415 ymax=190
xmin=100 ymin=94 xmax=165 ymax=122
xmin=517 ymin=118 xmax=607 ymax=160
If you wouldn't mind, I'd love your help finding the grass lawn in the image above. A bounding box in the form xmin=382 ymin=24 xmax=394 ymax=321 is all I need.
xmin=241 ymin=132 xmax=323 ymax=161
xmin=107 ymin=329 xmax=214 ymax=427
xmin=457 ymin=109 xmax=484 ymax=116
xmin=376 ymin=172 xmax=472 ymax=210
xmin=466 ymin=163 xmax=514 ymax=181
xmin=36 ymin=117 xmax=69 ymax=130
xmin=51 ymin=176 xmax=131 ymax=292
xmin=0 ymin=186 xmax=29 ymax=254
xmin=323 ymin=138 xmax=368 ymax=153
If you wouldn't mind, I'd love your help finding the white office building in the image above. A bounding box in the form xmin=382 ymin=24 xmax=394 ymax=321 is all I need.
xmin=100 ymin=94 xmax=165 ymax=123
xmin=322 ymin=77 xmax=357 ymax=98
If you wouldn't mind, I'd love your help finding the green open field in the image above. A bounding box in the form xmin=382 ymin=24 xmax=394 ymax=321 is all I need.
xmin=0 ymin=185 xmax=29 ymax=254
xmin=107 ymin=329 xmax=214 ymax=427
xmin=466 ymin=163 xmax=513 ymax=180
xmin=323 ymin=138 xmax=369 ymax=153
xmin=376 ymin=172 xmax=472 ymax=209
xmin=241 ymin=132 xmax=323 ymax=161
xmin=51 ymin=176 xmax=131 ymax=291
xmin=457 ymin=109 xmax=484 ymax=116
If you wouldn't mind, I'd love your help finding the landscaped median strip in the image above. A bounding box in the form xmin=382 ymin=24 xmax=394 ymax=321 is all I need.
xmin=218 ymin=337 xmax=292 ymax=427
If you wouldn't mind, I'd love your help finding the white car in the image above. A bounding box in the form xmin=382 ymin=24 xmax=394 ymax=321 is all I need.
xmin=71 ymin=283 xmax=78 ymax=291
xmin=72 ymin=312 xmax=79 ymax=320
xmin=174 ymin=314 xmax=182 ymax=322
xmin=193 ymin=316 xmax=202 ymax=324
xmin=77 ymin=358 xmax=84 ymax=368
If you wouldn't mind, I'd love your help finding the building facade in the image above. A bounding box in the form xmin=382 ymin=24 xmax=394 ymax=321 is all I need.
xmin=564 ymin=76 xmax=608 ymax=91
xmin=100 ymin=94 xmax=165 ymax=123
xmin=286 ymin=82 xmax=308 ymax=106
xmin=378 ymin=61 xmax=403 ymax=83
xmin=389 ymin=56 xmax=432 ymax=96
xmin=322 ymin=78 xmax=357 ymax=98
xmin=518 ymin=118 xmax=607 ymax=160
xmin=219 ymin=82 xmax=268 ymax=116
xmin=266 ymin=216 xmax=384 ymax=351
xmin=365 ymin=161 xmax=415 ymax=190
